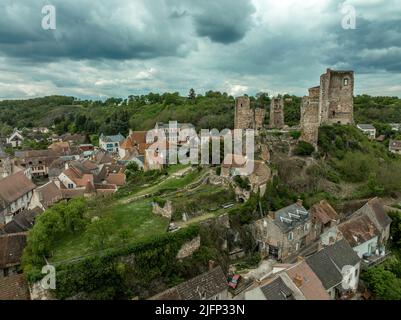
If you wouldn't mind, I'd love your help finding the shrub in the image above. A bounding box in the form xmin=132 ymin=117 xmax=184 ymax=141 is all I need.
xmin=294 ymin=141 xmax=315 ymax=156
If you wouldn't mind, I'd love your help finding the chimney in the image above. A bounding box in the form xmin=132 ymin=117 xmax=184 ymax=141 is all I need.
xmin=268 ymin=211 xmax=275 ymax=219
xmin=65 ymin=162 xmax=69 ymax=170
xmin=293 ymin=275 xmax=303 ymax=288
xmin=296 ymin=199 xmax=303 ymax=207
xmin=208 ymin=260 xmax=216 ymax=271
xmin=129 ymin=129 xmax=133 ymax=136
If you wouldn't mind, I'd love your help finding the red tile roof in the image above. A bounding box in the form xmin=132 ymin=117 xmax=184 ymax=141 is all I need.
xmin=0 ymin=274 xmax=30 ymax=300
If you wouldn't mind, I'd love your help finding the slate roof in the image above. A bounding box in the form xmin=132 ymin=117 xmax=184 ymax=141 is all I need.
xmin=306 ymin=239 xmax=360 ymax=290
xmin=357 ymin=124 xmax=375 ymax=130
xmin=1 ymin=208 xmax=42 ymax=234
xmin=0 ymin=233 xmax=27 ymax=269
xmin=0 ymin=274 xmax=30 ymax=300
xmin=150 ymin=266 xmax=227 ymax=300
xmin=274 ymin=202 xmax=310 ymax=233
xmin=100 ymin=133 xmax=125 ymax=143
xmin=260 ymin=276 xmax=295 ymax=300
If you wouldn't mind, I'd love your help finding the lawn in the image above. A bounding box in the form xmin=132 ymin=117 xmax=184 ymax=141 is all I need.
xmin=50 ymin=166 xmax=206 ymax=263
xmin=50 ymin=198 xmax=169 ymax=264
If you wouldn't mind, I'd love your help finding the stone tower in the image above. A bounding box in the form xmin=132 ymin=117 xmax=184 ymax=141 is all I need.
xmin=269 ymin=98 xmax=285 ymax=129
xmin=300 ymin=69 xmax=355 ymax=147
xmin=319 ymin=69 xmax=354 ymax=125
xmin=300 ymin=87 xmax=320 ymax=147
xmin=234 ymin=96 xmax=266 ymax=130
xmin=234 ymin=96 xmax=253 ymax=129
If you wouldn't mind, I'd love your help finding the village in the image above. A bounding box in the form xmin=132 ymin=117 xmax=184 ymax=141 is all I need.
xmin=0 ymin=69 xmax=400 ymax=301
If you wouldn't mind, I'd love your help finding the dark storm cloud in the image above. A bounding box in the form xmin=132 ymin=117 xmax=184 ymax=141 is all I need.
xmin=0 ymin=0 xmax=401 ymax=99
xmin=0 ymin=0 xmax=194 ymax=61
xmin=191 ymin=0 xmax=255 ymax=44
xmin=323 ymin=17 xmax=401 ymax=73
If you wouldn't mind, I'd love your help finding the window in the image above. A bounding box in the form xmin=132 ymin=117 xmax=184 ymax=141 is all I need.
xmin=343 ymin=78 xmax=349 ymax=86
xmin=288 ymin=232 xmax=293 ymax=240
xmin=68 ymin=183 xmax=74 ymax=189
xmin=295 ymin=243 xmax=299 ymax=251
xmin=304 ymin=223 xmax=310 ymax=232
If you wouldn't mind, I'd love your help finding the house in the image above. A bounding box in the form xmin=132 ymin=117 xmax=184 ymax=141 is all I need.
xmin=58 ymin=163 xmax=94 ymax=190
xmin=48 ymin=141 xmax=71 ymax=155
xmin=119 ymin=131 xmax=152 ymax=160
xmin=94 ymin=164 xmax=126 ymax=187
xmin=144 ymin=139 xmax=174 ymax=171
xmin=0 ymin=208 xmax=42 ymax=235
xmin=0 ymin=232 xmax=27 ymax=278
xmin=356 ymin=124 xmax=376 ymax=140
xmin=91 ymin=149 xmax=114 ymax=165
xmin=150 ymin=266 xmax=228 ymax=300
xmin=285 ymin=261 xmax=330 ymax=300
xmin=6 ymin=129 xmax=24 ymax=148
xmin=390 ymin=123 xmax=401 ymax=132
xmin=60 ymin=133 xmax=89 ymax=146
xmin=389 ymin=140 xmax=401 ymax=154
xmin=252 ymin=200 xmax=317 ymax=261
xmin=353 ymin=197 xmax=392 ymax=246
xmin=28 ymin=181 xmax=63 ymax=211
xmin=306 ymin=239 xmax=361 ymax=299
xmin=31 ymin=127 xmax=50 ymax=134
xmin=99 ymin=133 xmax=125 ymax=154
xmin=0 ymin=172 xmax=36 ymax=224
xmin=338 ymin=215 xmax=380 ymax=259
xmin=244 ymin=273 xmax=305 ymax=300
xmin=310 ymin=200 xmax=340 ymax=235
xmin=14 ymin=150 xmax=59 ymax=177
xmin=0 ymin=273 xmax=30 ymax=300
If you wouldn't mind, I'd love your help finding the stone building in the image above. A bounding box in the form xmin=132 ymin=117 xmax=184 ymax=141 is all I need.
xmin=252 ymin=200 xmax=319 ymax=261
xmin=269 ymin=98 xmax=285 ymax=129
xmin=300 ymin=69 xmax=354 ymax=146
xmin=234 ymin=96 xmax=265 ymax=130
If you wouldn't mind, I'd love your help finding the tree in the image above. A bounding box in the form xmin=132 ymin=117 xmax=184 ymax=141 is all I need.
xmin=188 ymin=88 xmax=196 ymax=100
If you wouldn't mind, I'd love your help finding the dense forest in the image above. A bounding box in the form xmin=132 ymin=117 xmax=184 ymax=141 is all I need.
xmin=0 ymin=93 xmax=401 ymax=139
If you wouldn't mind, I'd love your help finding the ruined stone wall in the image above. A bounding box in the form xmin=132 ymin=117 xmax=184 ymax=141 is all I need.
xmin=176 ymin=236 xmax=201 ymax=260
xmin=320 ymin=69 xmax=354 ymax=125
xmin=254 ymin=108 xmax=266 ymax=130
xmin=269 ymin=98 xmax=285 ymax=129
xmin=300 ymin=87 xmax=320 ymax=147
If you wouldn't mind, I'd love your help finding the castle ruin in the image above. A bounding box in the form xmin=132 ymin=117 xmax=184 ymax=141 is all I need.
xmin=269 ymin=98 xmax=285 ymax=129
xmin=301 ymin=69 xmax=354 ymax=146
xmin=234 ymin=96 xmax=265 ymax=130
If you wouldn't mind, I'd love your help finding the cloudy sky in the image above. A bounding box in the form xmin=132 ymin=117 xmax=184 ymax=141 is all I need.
xmin=0 ymin=0 xmax=401 ymax=100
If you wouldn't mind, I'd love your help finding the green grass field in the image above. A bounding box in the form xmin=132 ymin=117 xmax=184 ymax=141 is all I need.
xmin=50 ymin=166 xmax=208 ymax=263
xmin=50 ymin=198 xmax=169 ymax=263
